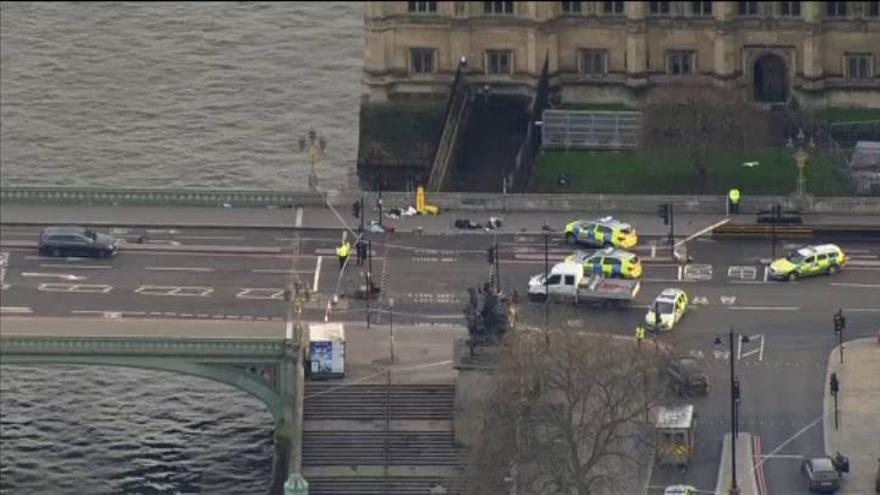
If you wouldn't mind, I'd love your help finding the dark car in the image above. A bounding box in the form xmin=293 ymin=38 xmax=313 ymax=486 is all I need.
xmin=667 ymin=357 xmax=709 ymax=397
xmin=803 ymin=457 xmax=841 ymax=493
xmin=38 ymin=226 xmax=118 ymax=258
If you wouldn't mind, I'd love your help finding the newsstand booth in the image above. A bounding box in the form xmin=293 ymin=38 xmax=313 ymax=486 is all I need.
xmin=655 ymin=404 xmax=695 ymax=468
xmin=307 ymin=323 xmax=345 ymax=379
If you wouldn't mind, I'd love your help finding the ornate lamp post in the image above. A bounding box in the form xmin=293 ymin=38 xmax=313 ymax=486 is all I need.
xmin=786 ymin=128 xmax=815 ymax=199
xmin=299 ymin=129 xmax=327 ymax=189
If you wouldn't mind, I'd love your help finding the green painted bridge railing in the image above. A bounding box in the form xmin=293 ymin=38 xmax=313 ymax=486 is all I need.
xmin=0 ymin=186 xmax=328 ymax=207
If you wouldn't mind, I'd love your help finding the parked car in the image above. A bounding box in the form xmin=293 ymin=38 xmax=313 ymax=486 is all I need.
xmin=38 ymin=226 xmax=118 ymax=258
xmin=666 ymin=357 xmax=709 ymax=397
xmin=802 ymin=457 xmax=841 ymax=493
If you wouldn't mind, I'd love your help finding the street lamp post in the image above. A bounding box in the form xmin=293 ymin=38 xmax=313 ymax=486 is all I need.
xmin=298 ymin=129 xmax=327 ymax=190
xmin=786 ymin=128 xmax=815 ymax=199
xmin=715 ymin=328 xmax=749 ymax=495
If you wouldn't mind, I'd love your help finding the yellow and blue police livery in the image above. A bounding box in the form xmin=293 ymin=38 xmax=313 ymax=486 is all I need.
xmin=566 ymin=246 xmax=643 ymax=279
xmin=564 ymin=216 xmax=638 ymax=249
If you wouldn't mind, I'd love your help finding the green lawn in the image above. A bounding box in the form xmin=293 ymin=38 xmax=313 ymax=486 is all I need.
xmin=810 ymin=107 xmax=880 ymax=124
xmin=530 ymin=148 xmax=852 ymax=196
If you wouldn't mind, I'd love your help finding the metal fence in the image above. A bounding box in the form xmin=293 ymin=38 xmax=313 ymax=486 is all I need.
xmin=541 ymin=110 xmax=641 ymax=150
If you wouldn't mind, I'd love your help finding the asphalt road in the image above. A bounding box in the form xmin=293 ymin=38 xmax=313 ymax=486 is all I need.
xmin=2 ymin=225 xmax=878 ymax=494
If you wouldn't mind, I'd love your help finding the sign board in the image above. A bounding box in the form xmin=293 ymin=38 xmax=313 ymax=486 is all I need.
xmin=309 ymin=323 xmax=345 ymax=379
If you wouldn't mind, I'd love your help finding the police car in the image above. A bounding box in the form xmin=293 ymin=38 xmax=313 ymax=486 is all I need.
xmin=566 ymin=247 xmax=642 ymax=279
xmin=769 ymin=243 xmax=846 ymax=281
xmin=564 ymin=216 xmax=638 ymax=249
xmin=645 ymin=288 xmax=689 ymax=331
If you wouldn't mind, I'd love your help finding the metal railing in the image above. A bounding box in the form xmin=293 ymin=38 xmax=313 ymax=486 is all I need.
xmin=508 ymin=55 xmax=551 ymax=193
xmin=0 ymin=186 xmax=326 ymax=207
xmin=427 ymin=65 xmax=472 ymax=191
xmin=541 ymin=110 xmax=641 ymax=150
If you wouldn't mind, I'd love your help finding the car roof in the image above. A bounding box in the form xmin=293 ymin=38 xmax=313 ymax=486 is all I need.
xmin=41 ymin=226 xmax=89 ymax=235
xmin=809 ymin=458 xmax=836 ymax=471
xmin=594 ymin=216 xmax=632 ymax=229
xmin=660 ymin=288 xmax=683 ymax=298
xmin=796 ymin=244 xmax=841 ymax=257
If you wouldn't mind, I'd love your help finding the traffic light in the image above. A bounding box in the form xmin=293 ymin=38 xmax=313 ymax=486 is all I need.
xmin=732 ymin=378 xmax=741 ymax=402
xmin=833 ymin=310 xmax=845 ymax=334
xmin=830 ymin=372 xmax=839 ymax=394
xmin=658 ymin=203 xmax=670 ymax=225
xmin=351 ymin=200 xmax=360 ymax=219
xmin=486 ymin=246 xmax=495 ymax=264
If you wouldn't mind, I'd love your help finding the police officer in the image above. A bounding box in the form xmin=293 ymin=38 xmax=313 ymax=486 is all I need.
xmin=336 ymin=240 xmax=351 ymax=268
xmin=635 ymin=325 xmax=646 ymax=348
xmin=728 ymin=187 xmax=741 ymax=215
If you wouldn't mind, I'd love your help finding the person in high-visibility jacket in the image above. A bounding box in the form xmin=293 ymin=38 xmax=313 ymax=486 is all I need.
xmin=336 ymin=241 xmax=351 ymax=268
xmin=728 ymin=187 xmax=741 ymax=215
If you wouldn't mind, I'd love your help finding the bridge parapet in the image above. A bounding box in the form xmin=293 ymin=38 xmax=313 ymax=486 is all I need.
xmin=0 ymin=335 xmax=286 ymax=359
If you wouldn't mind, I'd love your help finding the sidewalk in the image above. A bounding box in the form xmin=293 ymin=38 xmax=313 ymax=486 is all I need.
xmin=824 ymin=337 xmax=880 ymax=495
xmin=4 ymin=202 xmax=878 ymax=237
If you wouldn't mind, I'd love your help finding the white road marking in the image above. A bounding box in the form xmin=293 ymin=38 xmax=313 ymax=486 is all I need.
xmin=849 ymin=260 xmax=880 ymax=267
xmin=236 ymin=288 xmax=285 ymax=300
xmin=313 ymin=256 xmax=322 ymax=293
xmin=38 ymin=283 xmax=112 ymax=293
xmin=174 ymin=235 xmax=246 ymax=240
xmin=841 ymin=308 xmax=880 ymax=312
xmin=295 ymin=207 xmax=304 ymax=228
xmin=683 ymin=264 xmax=713 ymax=281
xmin=145 ymin=229 xmax=180 ymax=234
xmin=720 ymin=295 xmax=736 ymax=305
xmin=763 ymin=266 xmax=769 ymax=282
xmin=38 ymin=264 xmax=111 ymax=270
xmin=145 ymin=266 xmax=216 ymax=272
xmin=642 ymin=278 xmax=697 ymax=283
xmin=1 ymin=306 xmax=33 ymax=314
xmin=22 ymin=272 xmax=85 ymax=281
xmin=135 ymin=286 xmax=213 ymax=297
xmin=728 ymin=265 xmax=757 ymax=280
xmin=729 ymin=306 xmax=798 ymax=311
xmin=830 ymin=282 xmax=880 ymax=288
xmin=677 ymin=265 xmax=682 ymax=280
xmin=251 ymin=268 xmax=313 ymax=274
xmin=286 ymin=320 xmax=293 ymax=340
xmin=651 ymin=245 xmax=656 ymax=258
xmin=753 ymin=417 xmax=822 ymax=472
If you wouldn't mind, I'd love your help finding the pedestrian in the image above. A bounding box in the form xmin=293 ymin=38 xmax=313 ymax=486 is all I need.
xmin=728 ymin=187 xmax=741 ymax=215
xmin=336 ymin=240 xmax=350 ymax=269
xmin=356 ymin=238 xmax=367 ymax=266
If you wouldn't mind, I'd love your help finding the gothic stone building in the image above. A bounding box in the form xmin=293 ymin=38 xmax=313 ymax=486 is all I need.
xmin=363 ymin=1 xmax=880 ymax=108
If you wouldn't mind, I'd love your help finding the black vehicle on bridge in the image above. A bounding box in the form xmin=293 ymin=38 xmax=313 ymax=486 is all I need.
xmin=38 ymin=226 xmax=118 ymax=258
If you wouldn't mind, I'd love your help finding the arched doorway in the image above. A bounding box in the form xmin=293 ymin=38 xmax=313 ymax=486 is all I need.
xmin=753 ymin=54 xmax=788 ymax=103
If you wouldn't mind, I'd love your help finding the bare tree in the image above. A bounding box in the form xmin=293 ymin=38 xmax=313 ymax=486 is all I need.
xmin=463 ymin=328 xmax=673 ymax=495
xmin=641 ymin=80 xmax=770 ymax=190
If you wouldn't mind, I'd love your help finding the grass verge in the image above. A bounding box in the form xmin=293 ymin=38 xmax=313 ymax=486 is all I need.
xmin=531 ymin=148 xmax=852 ymax=196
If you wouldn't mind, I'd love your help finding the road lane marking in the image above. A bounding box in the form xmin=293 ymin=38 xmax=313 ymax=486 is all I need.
xmin=677 ymin=265 xmax=682 ymax=280
xmin=841 ymin=308 xmax=880 ymax=312
xmin=236 ymin=288 xmax=285 ymax=300
xmin=313 ymin=256 xmax=322 ymax=293
xmin=286 ymin=320 xmax=293 ymax=339
xmin=830 ymin=282 xmax=880 ymax=288
xmin=683 ymin=264 xmax=713 ymax=281
xmin=38 ymin=264 xmax=111 ymax=270
xmin=728 ymin=265 xmax=757 ymax=280
xmin=295 ymin=207 xmax=304 ymax=228
xmin=174 ymin=235 xmax=245 ymax=240
xmin=145 ymin=229 xmax=180 ymax=234
xmin=38 ymin=283 xmax=112 ymax=293
xmin=642 ymin=278 xmax=697 ymax=283
xmin=1 ymin=306 xmax=33 ymax=314
xmin=251 ymin=268 xmax=314 ymax=274
xmin=145 ymin=266 xmax=216 ymax=272
xmin=753 ymin=416 xmax=822 ymax=472
xmin=135 ymin=286 xmax=213 ymax=297
xmin=729 ymin=306 xmax=798 ymax=311
xmin=22 ymin=272 xmax=86 ymax=281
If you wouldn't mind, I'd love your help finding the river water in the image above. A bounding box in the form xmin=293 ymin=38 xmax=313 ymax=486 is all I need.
xmin=0 ymin=2 xmax=362 ymax=493
xmin=0 ymin=1 xmax=364 ymax=190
